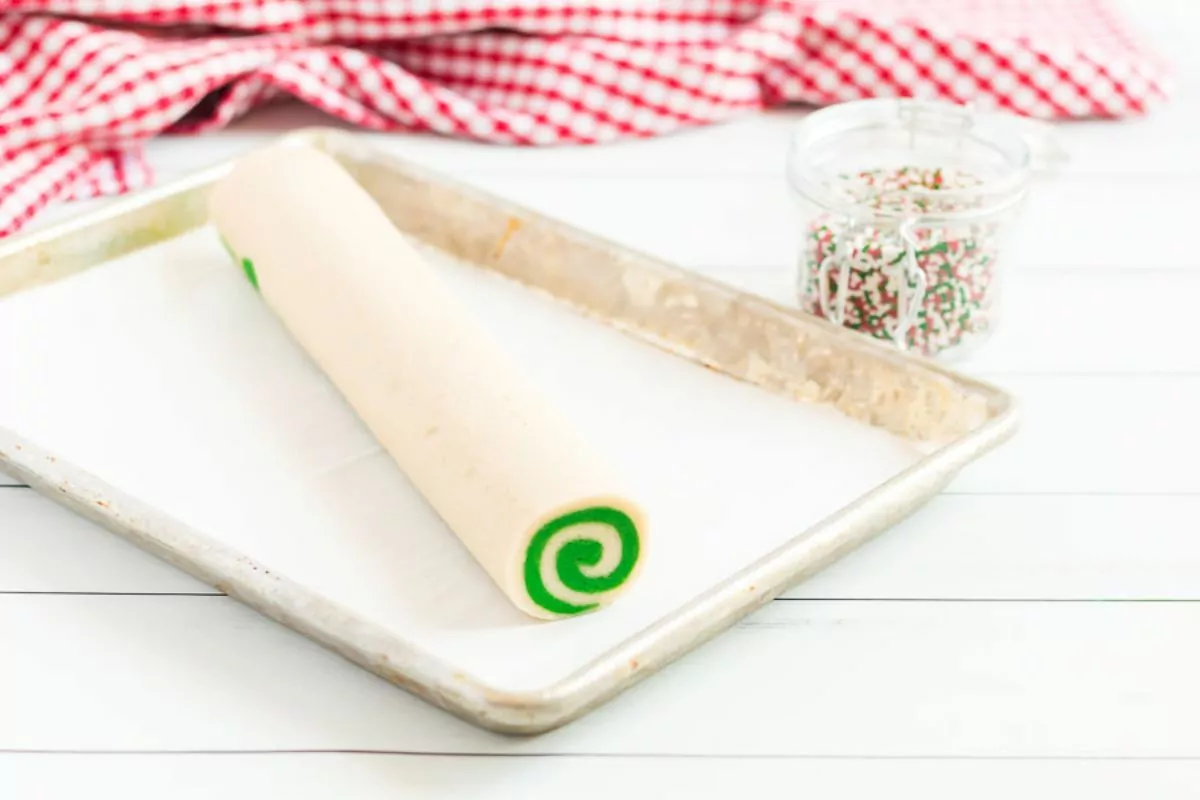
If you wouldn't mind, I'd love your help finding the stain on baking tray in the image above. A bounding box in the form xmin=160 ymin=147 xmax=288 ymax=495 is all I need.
xmin=493 ymin=217 xmax=523 ymax=260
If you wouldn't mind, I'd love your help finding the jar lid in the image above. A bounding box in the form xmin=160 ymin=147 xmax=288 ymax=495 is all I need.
xmin=787 ymin=99 xmax=1046 ymax=222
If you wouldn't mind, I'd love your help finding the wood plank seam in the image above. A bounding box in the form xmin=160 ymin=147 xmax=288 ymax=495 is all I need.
xmin=1 ymin=749 xmax=1198 ymax=761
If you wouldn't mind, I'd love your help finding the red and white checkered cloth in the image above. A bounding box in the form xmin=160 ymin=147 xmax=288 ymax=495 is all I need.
xmin=0 ymin=0 xmax=1170 ymax=237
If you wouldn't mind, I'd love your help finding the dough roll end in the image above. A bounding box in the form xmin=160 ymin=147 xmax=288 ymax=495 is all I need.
xmin=517 ymin=498 xmax=646 ymax=619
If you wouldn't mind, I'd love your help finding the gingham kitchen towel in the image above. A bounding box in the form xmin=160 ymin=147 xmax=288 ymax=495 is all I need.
xmin=0 ymin=0 xmax=1170 ymax=237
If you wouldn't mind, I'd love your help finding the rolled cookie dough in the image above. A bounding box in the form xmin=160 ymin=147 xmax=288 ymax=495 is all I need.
xmin=208 ymin=144 xmax=645 ymax=620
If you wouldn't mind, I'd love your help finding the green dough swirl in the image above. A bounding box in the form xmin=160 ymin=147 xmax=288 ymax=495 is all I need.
xmin=220 ymin=235 xmax=259 ymax=291
xmin=523 ymin=505 xmax=641 ymax=616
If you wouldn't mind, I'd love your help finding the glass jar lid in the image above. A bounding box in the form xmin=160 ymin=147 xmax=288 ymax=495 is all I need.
xmin=787 ymin=98 xmax=1035 ymax=223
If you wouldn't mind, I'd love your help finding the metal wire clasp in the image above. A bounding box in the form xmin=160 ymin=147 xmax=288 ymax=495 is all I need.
xmin=817 ymin=218 xmax=927 ymax=351
xmin=817 ymin=236 xmax=853 ymax=329
xmin=893 ymin=218 xmax=927 ymax=350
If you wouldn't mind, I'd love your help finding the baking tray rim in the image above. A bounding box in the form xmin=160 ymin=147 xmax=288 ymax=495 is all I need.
xmin=0 ymin=127 xmax=1020 ymax=735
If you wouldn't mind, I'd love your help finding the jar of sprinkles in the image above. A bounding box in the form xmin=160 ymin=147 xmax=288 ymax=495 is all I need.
xmin=787 ymin=99 xmax=1042 ymax=359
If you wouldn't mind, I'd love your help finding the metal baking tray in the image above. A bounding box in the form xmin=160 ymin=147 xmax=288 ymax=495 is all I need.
xmin=0 ymin=128 xmax=1017 ymax=734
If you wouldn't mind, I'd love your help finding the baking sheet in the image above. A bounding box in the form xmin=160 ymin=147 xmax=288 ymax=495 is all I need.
xmin=0 ymin=130 xmax=1017 ymax=732
xmin=0 ymin=223 xmax=917 ymax=681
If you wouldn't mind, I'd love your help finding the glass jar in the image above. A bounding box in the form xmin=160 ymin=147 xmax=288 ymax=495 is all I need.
xmin=787 ymin=98 xmax=1049 ymax=360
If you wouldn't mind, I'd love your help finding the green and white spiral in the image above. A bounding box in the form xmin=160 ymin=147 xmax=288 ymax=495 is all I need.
xmin=523 ymin=505 xmax=641 ymax=616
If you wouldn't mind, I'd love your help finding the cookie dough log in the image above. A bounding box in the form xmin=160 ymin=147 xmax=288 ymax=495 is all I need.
xmin=209 ymin=144 xmax=645 ymax=620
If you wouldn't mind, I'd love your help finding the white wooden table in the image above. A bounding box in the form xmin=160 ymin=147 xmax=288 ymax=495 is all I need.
xmin=3 ymin=4 xmax=1199 ymax=796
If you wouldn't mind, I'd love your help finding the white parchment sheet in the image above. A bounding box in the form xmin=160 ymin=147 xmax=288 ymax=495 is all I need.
xmin=0 ymin=227 xmax=920 ymax=691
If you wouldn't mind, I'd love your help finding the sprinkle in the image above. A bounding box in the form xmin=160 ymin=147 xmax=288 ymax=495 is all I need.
xmin=799 ymin=166 xmax=999 ymax=357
